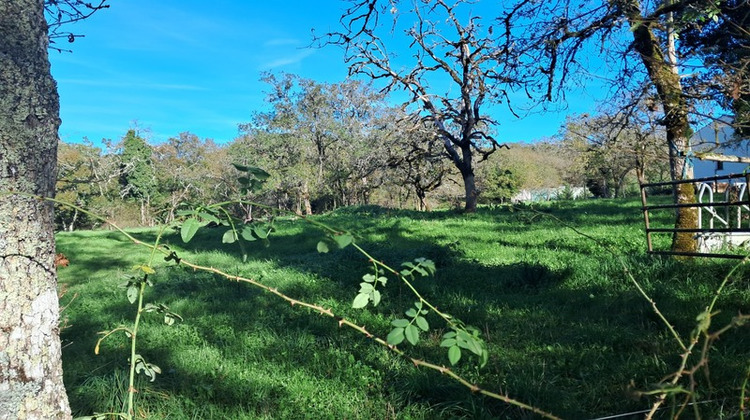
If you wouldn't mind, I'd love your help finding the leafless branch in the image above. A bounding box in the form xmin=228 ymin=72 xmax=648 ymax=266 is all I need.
xmin=44 ymin=0 xmax=110 ymax=52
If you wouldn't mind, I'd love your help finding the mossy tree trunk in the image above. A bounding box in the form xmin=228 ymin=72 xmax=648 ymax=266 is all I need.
xmin=0 ymin=0 xmax=71 ymax=418
xmin=623 ymin=0 xmax=698 ymax=254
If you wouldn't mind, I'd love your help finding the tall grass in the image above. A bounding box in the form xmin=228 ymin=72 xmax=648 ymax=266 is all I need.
xmin=57 ymin=198 xmax=750 ymax=419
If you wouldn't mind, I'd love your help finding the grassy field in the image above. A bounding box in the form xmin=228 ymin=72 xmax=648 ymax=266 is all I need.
xmin=56 ymin=198 xmax=750 ymax=419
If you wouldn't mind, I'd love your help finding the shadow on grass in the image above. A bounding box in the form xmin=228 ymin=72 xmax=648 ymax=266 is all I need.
xmin=58 ymin=202 xmax=750 ymax=419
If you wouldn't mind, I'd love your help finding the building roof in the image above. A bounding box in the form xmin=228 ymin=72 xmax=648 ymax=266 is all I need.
xmin=691 ymin=115 xmax=750 ymax=157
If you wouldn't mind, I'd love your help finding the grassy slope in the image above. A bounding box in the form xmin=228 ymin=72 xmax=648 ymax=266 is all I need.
xmin=57 ymin=199 xmax=750 ymax=419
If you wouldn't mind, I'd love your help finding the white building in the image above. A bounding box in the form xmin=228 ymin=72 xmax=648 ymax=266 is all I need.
xmin=691 ymin=116 xmax=750 ymax=252
xmin=692 ymin=116 xmax=750 ymax=179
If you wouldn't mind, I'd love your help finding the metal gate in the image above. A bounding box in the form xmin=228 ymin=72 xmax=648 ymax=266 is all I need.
xmin=640 ymin=172 xmax=750 ymax=259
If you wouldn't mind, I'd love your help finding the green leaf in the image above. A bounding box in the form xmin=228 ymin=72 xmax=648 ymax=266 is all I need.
xmin=316 ymin=240 xmax=330 ymax=253
xmin=167 ymin=311 xmax=183 ymax=322
xmin=448 ymin=345 xmax=461 ymax=365
xmin=246 ymin=166 xmax=271 ymax=180
xmin=377 ymin=276 xmax=388 ymax=286
xmin=440 ymin=338 xmax=457 ymax=347
xmin=248 ymin=180 xmax=264 ymax=193
xmin=126 ymin=285 xmax=138 ymax=304
xmin=460 ymin=337 xmax=484 ymax=356
xmin=253 ymin=225 xmax=269 ymax=239
xmin=371 ymin=290 xmax=381 ymax=306
xmin=391 ymin=318 xmax=410 ymax=328
xmin=405 ymin=324 xmax=420 ymax=345
xmin=232 ymin=163 xmax=250 ymax=172
xmin=480 ymin=348 xmax=489 ymax=368
xmin=197 ymin=211 xmax=220 ymax=224
xmin=456 ymin=338 xmax=473 ymax=351
xmin=386 ymin=327 xmax=405 ymax=345
xmin=415 ymin=316 xmax=429 ymax=332
xmin=456 ymin=329 xmax=473 ymax=342
xmin=333 ymin=233 xmax=353 ymax=249
xmin=134 ymin=264 xmax=155 ymax=275
xmin=413 ymin=266 xmax=428 ymax=276
xmin=405 ymin=308 xmax=417 ymax=318
xmin=694 ymin=309 xmax=713 ymax=335
xmin=362 ymin=273 xmax=376 ymax=283
xmin=222 ymin=229 xmax=237 ymax=244
xmin=421 ymin=259 xmax=436 ymax=275
xmin=358 ymin=282 xmax=375 ymax=293
xmin=150 ymin=363 xmax=162 ymax=375
xmin=240 ymin=226 xmax=257 ymax=241
xmin=181 ymin=217 xmax=201 ymax=243
xmin=352 ymin=293 xmax=369 ymax=309
xmin=142 ymin=303 xmax=158 ymax=312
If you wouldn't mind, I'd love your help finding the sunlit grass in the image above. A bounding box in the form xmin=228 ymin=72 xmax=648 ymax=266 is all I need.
xmin=57 ymin=198 xmax=750 ymax=419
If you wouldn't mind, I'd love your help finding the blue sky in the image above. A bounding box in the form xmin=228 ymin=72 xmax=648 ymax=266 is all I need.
xmin=49 ymin=0 xmax=599 ymax=146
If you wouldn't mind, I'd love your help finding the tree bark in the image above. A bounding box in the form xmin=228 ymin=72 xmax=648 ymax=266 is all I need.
xmin=458 ymin=145 xmax=477 ymax=212
xmin=302 ymin=180 xmax=312 ymax=215
xmin=0 ymin=0 xmax=72 ymax=418
xmin=462 ymin=171 xmax=478 ymax=212
xmin=623 ymin=0 xmax=697 ymax=253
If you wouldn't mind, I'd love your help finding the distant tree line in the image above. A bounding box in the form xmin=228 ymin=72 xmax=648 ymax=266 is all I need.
xmin=55 ymin=74 xmax=673 ymax=231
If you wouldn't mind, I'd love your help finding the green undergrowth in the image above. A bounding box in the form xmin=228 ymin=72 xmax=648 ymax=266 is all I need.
xmin=57 ymin=198 xmax=750 ymax=419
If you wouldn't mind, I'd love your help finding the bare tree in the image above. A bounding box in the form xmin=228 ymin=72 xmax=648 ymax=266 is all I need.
xmin=322 ymin=0 xmax=514 ymax=212
xmin=503 ymin=0 xmax=738 ymax=253
xmin=562 ymin=106 xmax=668 ymax=198
xmin=387 ymin=119 xmax=451 ymax=211
xmin=45 ymin=0 xmax=109 ymax=52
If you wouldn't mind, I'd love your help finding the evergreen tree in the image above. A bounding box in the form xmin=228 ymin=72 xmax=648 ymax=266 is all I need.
xmin=119 ymin=129 xmax=156 ymax=224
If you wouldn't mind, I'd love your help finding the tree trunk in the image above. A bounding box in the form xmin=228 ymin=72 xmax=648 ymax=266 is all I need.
xmin=624 ymin=0 xmax=697 ymax=253
xmin=462 ymin=171 xmax=478 ymax=212
xmin=458 ymin=145 xmax=477 ymax=212
xmin=302 ymin=180 xmax=312 ymax=215
xmin=615 ymin=170 xmax=630 ymax=198
xmin=69 ymin=208 xmax=79 ymax=232
xmin=0 ymin=0 xmax=72 ymax=418
xmin=415 ymin=188 xmax=427 ymax=211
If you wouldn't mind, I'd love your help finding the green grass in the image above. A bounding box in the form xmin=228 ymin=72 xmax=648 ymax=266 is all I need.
xmin=57 ymin=198 xmax=750 ymax=419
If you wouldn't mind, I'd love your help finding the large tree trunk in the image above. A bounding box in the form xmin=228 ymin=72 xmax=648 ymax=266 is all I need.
xmin=462 ymin=171 xmax=478 ymax=212
xmin=460 ymin=146 xmax=478 ymax=212
xmin=624 ymin=0 xmax=697 ymax=254
xmin=0 ymin=0 xmax=72 ymax=418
